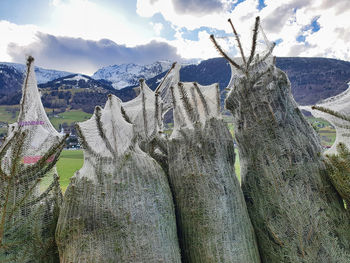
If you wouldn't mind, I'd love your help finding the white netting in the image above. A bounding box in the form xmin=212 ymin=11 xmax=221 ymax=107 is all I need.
xmin=57 ymin=94 xmax=181 ymax=262
xmin=224 ymin=21 xmax=275 ymax=93
xmin=77 ymin=94 xmax=134 ymax=181
xmin=122 ymin=63 xmax=181 ymax=140
xmin=171 ymin=82 xmax=221 ymax=138
xmin=0 ymin=57 xmax=64 ymax=262
xmin=155 ymin=62 xmax=181 ymax=118
xmin=3 ymin=60 xmax=63 ymax=171
xmin=122 ymin=81 xmax=157 ymax=139
xmin=300 ymin=82 xmax=350 ymax=154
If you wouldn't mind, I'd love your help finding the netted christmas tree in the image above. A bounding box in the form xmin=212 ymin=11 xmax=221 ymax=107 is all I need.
xmin=56 ymin=94 xmax=181 ymax=262
xmin=0 ymin=56 xmax=66 ymax=262
xmin=211 ymin=17 xmax=350 ymax=262
xmin=306 ymin=96 xmax=350 ymax=212
xmin=167 ymin=81 xmax=260 ymax=262
xmin=122 ymin=63 xmax=180 ymax=172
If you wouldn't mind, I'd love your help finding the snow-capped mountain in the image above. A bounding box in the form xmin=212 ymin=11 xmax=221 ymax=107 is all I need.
xmin=1 ymin=62 xmax=73 ymax=84
xmin=39 ymin=73 xmax=114 ymax=91
xmin=92 ymin=61 xmax=173 ymax=89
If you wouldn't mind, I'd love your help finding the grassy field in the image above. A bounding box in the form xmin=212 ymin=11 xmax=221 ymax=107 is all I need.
xmin=56 ymin=150 xmax=84 ymax=192
xmin=55 ymin=149 xmax=241 ymax=192
xmin=49 ymin=110 xmax=92 ymax=130
xmin=0 ymin=105 xmax=91 ymax=131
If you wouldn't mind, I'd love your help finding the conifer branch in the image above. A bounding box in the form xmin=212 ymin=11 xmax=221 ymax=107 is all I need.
xmin=95 ymin=106 xmax=116 ymax=157
xmin=120 ymin=106 xmax=131 ymax=124
xmin=193 ymin=82 xmax=209 ymax=116
xmin=140 ymin=79 xmax=149 ymax=137
xmin=311 ymin=106 xmax=350 ymax=123
xmin=18 ymin=56 xmax=34 ymax=123
xmin=155 ymin=62 xmax=177 ymax=94
xmin=170 ymin=85 xmax=176 ymax=108
xmin=20 ymin=134 xmax=68 ymax=178
xmin=18 ymin=138 xmax=65 ymax=184
xmin=178 ymin=82 xmax=195 ymax=123
xmin=228 ymin=18 xmax=247 ymax=67
xmin=216 ymin=83 xmax=221 ymax=115
xmin=10 ymin=131 xmax=26 ymax=178
xmin=210 ymin=34 xmax=243 ymax=71
xmin=256 ymin=42 xmax=276 ymax=65
xmin=246 ymin=16 xmax=260 ymax=70
xmin=190 ymin=84 xmax=200 ymax=122
xmin=75 ymin=123 xmax=99 ymax=157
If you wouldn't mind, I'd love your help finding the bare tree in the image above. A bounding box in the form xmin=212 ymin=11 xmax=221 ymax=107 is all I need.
xmin=211 ymin=17 xmax=350 ymax=262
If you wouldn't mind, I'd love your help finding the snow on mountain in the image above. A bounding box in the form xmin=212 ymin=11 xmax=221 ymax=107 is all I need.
xmin=64 ymin=74 xmax=90 ymax=82
xmin=92 ymin=61 xmax=173 ymax=89
xmin=1 ymin=62 xmax=73 ymax=84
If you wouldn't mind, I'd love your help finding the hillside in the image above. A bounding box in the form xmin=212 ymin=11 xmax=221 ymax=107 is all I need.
xmin=143 ymin=57 xmax=350 ymax=106
xmin=1 ymin=57 xmax=350 ymax=113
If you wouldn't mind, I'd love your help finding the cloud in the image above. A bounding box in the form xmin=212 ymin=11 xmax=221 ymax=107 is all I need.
xmin=44 ymin=0 xmax=155 ymax=46
xmin=7 ymin=32 xmax=183 ymax=75
xmin=172 ymin=0 xmax=224 ymax=15
xmin=136 ymin=0 xmax=350 ymax=62
xmin=150 ymin=22 xmax=163 ymax=35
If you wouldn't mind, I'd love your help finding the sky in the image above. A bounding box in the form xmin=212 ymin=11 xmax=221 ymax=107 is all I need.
xmin=0 ymin=0 xmax=349 ymax=75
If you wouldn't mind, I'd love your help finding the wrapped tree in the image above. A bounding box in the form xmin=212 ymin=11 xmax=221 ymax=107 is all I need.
xmin=167 ymin=81 xmax=260 ymax=262
xmin=122 ymin=63 xmax=180 ymax=172
xmin=0 ymin=56 xmax=66 ymax=262
xmin=211 ymin=17 xmax=350 ymax=262
xmin=56 ymin=94 xmax=181 ymax=262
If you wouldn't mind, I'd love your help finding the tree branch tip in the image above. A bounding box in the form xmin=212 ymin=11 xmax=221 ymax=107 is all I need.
xmin=26 ymin=55 xmax=34 ymax=65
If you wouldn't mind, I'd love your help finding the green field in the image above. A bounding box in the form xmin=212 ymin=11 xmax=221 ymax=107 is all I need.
xmin=55 ymin=148 xmax=241 ymax=193
xmin=0 ymin=106 xmax=91 ymax=131
xmin=56 ymin=150 xmax=84 ymax=192
xmin=49 ymin=110 xmax=92 ymax=130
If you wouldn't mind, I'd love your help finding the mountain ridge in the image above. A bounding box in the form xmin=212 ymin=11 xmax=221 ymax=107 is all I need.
xmin=1 ymin=57 xmax=350 ymax=114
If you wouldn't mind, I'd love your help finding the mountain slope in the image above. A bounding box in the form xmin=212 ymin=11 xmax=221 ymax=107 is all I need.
xmin=144 ymin=57 xmax=350 ymax=106
xmin=1 ymin=62 xmax=73 ymax=84
xmin=92 ymin=61 xmax=172 ymax=89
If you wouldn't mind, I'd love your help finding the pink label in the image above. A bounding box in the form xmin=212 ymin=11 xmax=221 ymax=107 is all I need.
xmin=22 ymin=155 xmax=55 ymax=164
xmin=18 ymin=121 xmax=45 ymax=127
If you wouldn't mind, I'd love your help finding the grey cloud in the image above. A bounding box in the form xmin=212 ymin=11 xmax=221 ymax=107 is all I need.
xmin=262 ymin=5 xmax=295 ymax=33
xmin=7 ymin=33 xmax=182 ymax=75
xmin=262 ymin=0 xmax=307 ymax=34
xmin=172 ymin=0 xmax=223 ymax=15
xmin=319 ymin=0 xmax=350 ymax=15
xmin=335 ymin=28 xmax=350 ymax=42
xmin=287 ymin=44 xmax=308 ymax=57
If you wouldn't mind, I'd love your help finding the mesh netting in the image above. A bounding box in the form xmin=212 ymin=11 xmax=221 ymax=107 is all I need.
xmin=122 ymin=80 xmax=157 ymax=140
xmin=56 ymin=94 xmax=181 ymax=262
xmin=167 ymin=81 xmax=260 ymax=261
xmin=0 ymin=57 xmax=65 ymax=262
xmin=300 ymin=82 xmax=350 ymax=154
xmin=213 ymin=18 xmax=275 ymax=97
xmin=171 ymin=82 xmax=221 ymax=138
xmin=122 ymin=63 xmax=180 ymax=140
xmin=155 ymin=62 xmax=181 ymax=120
xmin=211 ymin=17 xmax=350 ymax=262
